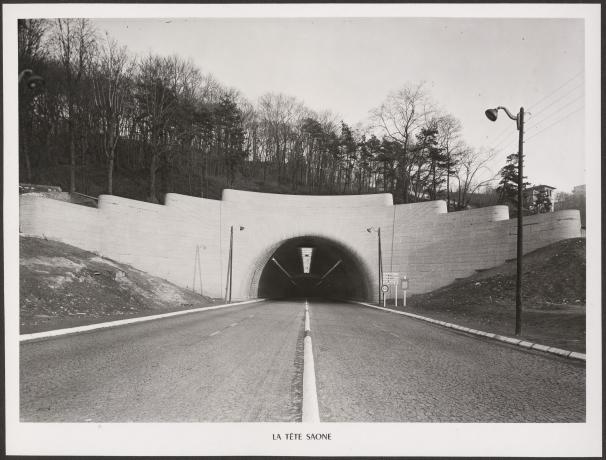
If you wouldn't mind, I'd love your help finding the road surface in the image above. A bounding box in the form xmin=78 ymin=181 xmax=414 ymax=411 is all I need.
xmin=20 ymin=300 xmax=585 ymax=422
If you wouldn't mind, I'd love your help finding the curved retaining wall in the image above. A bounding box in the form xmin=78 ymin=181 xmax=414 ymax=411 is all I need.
xmin=19 ymin=189 xmax=581 ymax=301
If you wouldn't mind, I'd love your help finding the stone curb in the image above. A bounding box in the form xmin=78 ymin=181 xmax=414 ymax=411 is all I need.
xmin=352 ymin=301 xmax=586 ymax=362
xmin=19 ymin=298 xmax=266 ymax=343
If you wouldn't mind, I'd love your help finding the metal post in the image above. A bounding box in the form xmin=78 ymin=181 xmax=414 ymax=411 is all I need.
xmin=229 ymin=225 xmax=234 ymax=303
xmin=225 ymin=225 xmax=234 ymax=302
xmin=395 ymin=280 xmax=398 ymax=307
xmin=378 ymin=227 xmax=383 ymax=305
xmin=515 ymin=107 xmax=524 ymax=335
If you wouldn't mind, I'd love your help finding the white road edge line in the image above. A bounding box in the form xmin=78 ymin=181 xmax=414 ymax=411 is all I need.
xmin=302 ymin=303 xmax=320 ymax=423
xmin=351 ymin=301 xmax=586 ymax=362
xmin=19 ymin=299 xmax=266 ymax=343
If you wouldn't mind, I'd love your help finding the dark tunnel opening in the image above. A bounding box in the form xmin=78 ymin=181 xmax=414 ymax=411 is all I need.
xmin=257 ymin=236 xmax=370 ymax=300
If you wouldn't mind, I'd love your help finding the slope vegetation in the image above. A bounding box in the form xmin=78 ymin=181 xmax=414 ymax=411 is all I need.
xmin=20 ymin=236 xmax=216 ymax=334
xmin=403 ymin=238 xmax=586 ymax=352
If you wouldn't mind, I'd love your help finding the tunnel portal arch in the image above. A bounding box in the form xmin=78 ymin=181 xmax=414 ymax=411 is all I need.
xmin=249 ymin=235 xmax=374 ymax=300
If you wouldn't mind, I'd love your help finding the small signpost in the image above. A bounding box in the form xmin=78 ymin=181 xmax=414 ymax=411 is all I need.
xmin=381 ymin=284 xmax=390 ymax=307
xmin=382 ymin=272 xmax=409 ymax=307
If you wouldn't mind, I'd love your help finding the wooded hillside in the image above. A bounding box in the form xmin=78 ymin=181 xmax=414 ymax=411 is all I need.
xmin=19 ymin=19 xmax=497 ymax=206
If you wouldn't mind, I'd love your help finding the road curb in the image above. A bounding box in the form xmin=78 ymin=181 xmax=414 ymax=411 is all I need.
xmin=352 ymin=301 xmax=586 ymax=362
xmin=19 ymin=299 xmax=266 ymax=343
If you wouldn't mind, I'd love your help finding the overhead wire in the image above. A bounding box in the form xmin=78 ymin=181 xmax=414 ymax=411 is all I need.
xmin=525 ymin=106 xmax=584 ymax=142
xmin=485 ymin=71 xmax=584 ymax=152
xmin=527 ymin=82 xmax=583 ymax=119
xmin=526 ymin=71 xmax=583 ymax=112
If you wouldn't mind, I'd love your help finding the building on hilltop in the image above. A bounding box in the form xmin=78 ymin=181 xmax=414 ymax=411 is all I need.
xmin=524 ymin=184 xmax=557 ymax=213
xmin=572 ymin=184 xmax=586 ymax=196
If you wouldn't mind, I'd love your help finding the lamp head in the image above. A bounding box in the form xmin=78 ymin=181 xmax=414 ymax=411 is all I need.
xmin=485 ymin=108 xmax=499 ymax=122
xmin=26 ymin=75 xmax=45 ymax=90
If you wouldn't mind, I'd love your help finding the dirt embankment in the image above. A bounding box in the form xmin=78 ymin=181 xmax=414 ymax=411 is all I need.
xmin=19 ymin=236 xmax=218 ymax=334
xmin=399 ymin=238 xmax=586 ymax=352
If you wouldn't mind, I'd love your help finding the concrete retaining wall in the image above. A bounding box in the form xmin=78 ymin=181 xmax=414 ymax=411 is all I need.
xmin=19 ymin=190 xmax=581 ymax=301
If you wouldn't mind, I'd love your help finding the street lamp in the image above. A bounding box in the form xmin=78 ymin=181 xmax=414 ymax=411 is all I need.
xmin=225 ymin=225 xmax=245 ymax=302
xmin=485 ymin=105 xmax=525 ymax=335
xmin=366 ymin=227 xmax=383 ymax=305
xmin=19 ymin=69 xmax=45 ymax=89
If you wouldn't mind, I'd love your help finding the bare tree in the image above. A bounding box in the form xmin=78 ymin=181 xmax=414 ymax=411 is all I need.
xmin=48 ymin=18 xmax=97 ymax=193
xmin=134 ymin=54 xmax=181 ymax=202
xmin=92 ymin=34 xmax=134 ymax=194
xmin=435 ymin=113 xmax=464 ymax=209
xmin=18 ymin=19 xmax=49 ymax=183
xmin=370 ymin=82 xmax=435 ymax=202
xmin=256 ymin=93 xmax=307 ymax=184
xmin=453 ymin=147 xmax=498 ymax=209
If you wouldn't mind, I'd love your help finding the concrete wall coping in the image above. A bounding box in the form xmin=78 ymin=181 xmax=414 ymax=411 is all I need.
xmin=221 ymin=189 xmax=394 ymax=208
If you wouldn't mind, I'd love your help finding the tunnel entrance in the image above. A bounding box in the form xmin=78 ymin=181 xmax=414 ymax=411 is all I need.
xmin=257 ymin=236 xmax=371 ymax=300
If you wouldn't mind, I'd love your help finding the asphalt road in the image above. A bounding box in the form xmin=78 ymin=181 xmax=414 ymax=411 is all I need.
xmin=310 ymin=302 xmax=585 ymax=422
xmin=20 ymin=300 xmax=585 ymax=422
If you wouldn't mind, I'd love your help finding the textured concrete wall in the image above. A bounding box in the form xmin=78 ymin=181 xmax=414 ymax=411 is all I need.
xmin=19 ymin=190 xmax=581 ymax=301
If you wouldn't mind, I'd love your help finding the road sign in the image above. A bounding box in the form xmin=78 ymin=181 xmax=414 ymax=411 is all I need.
xmin=382 ymin=272 xmax=400 ymax=284
xmin=381 ymin=284 xmax=390 ymax=293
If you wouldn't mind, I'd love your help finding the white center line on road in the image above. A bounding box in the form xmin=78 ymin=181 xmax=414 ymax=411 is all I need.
xmin=302 ymin=339 xmax=320 ymax=423
xmin=209 ymin=330 xmax=221 ymax=337
xmin=301 ymin=303 xmax=320 ymax=423
xmin=389 ymin=332 xmax=400 ymax=338
xmin=230 ymin=322 xmax=238 ymax=327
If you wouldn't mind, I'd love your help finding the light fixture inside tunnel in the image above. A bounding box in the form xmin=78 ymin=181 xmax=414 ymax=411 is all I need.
xmin=258 ymin=236 xmax=369 ymax=300
xmin=299 ymin=247 xmax=314 ymax=274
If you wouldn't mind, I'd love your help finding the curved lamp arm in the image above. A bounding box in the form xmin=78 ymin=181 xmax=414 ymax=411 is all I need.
xmin=496 ymin=106 xmax=519 ymax=121
xmin=486 ymin=105 xmax=522 ymax=130
xmin=18 ymin=69 xmax=33 ymax=83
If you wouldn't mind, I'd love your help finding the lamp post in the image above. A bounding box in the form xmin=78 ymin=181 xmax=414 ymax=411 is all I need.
xmin=485 ymin=105 xmax=525 ymax=335
xmin=19 ymin=69 xmax=44 ymax=89
xmin=366 ymin=227 xmax=383 ymax=304
xmin=225 ymin=225 xmax=245 ymax=302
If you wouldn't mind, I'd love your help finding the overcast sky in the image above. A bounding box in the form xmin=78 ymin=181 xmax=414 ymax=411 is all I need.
xmin=91 ymin=16 xmax=586 ymax=192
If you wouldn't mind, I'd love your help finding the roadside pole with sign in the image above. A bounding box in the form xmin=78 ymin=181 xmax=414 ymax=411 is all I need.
xmin=402 ymin=275 xmax=409 ymax=307
xmin=381 ymin=284 xmax=389 ymax=308
xmin=382 ymin=272 xmax=409 ymax=307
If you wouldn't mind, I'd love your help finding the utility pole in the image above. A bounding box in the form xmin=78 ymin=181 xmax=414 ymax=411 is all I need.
xmin=225 ymin=225 xmax=245 ymax=303
xmin=225 ymin=225 xmax=234 ymax=302
xmin=485 ymin=105 xmax=525 ymax=335
xmin=515 ymin=107 xmax=524 ymax=335
xmin=378 ymin=227 xmax=383 ymax=305
xmin=368 ymin=227 xmax=383 ymax=304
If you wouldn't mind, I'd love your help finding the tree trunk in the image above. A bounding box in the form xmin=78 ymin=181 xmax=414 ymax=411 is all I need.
xmin=149 ymin=150 xmax=158 ymax=203
xmin=20 ymin=120 xmax=33 ymax=183
xmin=107 ymin=155 xmax=114 ymax=195
xmin=69 ymin=129 xmax=76 ymax=193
